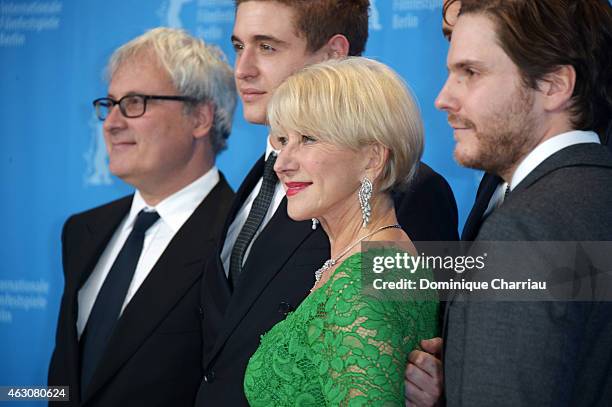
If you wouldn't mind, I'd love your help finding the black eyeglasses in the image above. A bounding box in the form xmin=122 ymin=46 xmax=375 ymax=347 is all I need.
xmin=92 ymin=94 xmax=196 ymax=121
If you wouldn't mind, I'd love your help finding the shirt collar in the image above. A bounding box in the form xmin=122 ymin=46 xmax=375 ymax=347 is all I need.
xmin=129 ymin=167 xmax=220 ymax=233
xmin=510 ymin=130 xmax=600 ymax=190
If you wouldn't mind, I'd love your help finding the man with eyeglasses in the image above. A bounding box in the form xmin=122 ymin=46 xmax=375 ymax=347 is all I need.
xmin=48 ymin=27 xmax=235 ymax=407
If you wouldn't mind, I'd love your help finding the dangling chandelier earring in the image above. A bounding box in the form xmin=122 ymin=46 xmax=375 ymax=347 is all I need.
xmin=358 ymin=176 xmax=373 ymax=228
xmin=311 ymin=218 xmax=319 ymax=230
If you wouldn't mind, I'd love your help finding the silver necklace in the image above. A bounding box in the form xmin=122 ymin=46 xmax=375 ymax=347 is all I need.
xmin=313 ymin=224 xmax=401 ymax=284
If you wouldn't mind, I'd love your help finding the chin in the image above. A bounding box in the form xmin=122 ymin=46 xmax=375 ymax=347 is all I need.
xmin=287 ymin=212 xmax=309 ymax=222
xmin=454 ymin=146 xmax=480 ymax=169
xmin=287 ymin=207 xmax=314 ymax=222
xmin=243 ymin=107 xmax=266 ymax=125
xmin=108 ymin=163 xmax=125 ymax=178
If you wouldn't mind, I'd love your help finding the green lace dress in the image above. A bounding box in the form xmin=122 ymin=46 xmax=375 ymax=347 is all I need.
xmin=244 ymin=249 xmax=439 ymax=406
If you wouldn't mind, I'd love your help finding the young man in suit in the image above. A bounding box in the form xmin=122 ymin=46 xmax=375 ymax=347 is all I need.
xmin=48 ymin=28 xmax=236 ymax=406
xmin=196 ymin=1 xmax=459 ymax=405
xmin=410 ymin=0 xmax=612 ymax=405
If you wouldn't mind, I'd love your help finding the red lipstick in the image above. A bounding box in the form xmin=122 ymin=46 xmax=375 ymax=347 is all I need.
xmin=285 ymin=182 xmax=312 ymax=197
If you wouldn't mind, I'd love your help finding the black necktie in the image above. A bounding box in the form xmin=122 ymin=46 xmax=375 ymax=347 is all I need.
xmin=229 ymin=153 xmax=278 ymax=288
xmin=80 ymin=209 xmax=159 ymax=393
xmin=461 ymin=175 xmax=503 ymax=241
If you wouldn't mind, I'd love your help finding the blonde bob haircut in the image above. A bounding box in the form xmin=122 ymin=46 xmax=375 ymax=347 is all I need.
xmin=267 ymin=57 xmax=424 ymax=192
xmin=107 ymin=27 xmax=236 ymax=155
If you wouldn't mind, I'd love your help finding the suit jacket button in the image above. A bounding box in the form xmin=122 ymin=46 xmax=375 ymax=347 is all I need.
xmin=198 ymin=306 xmax=204 ymax=318
xmin=278 ymin=301 xmax=292 ymax=316
xmin=204 ymin=370 xmax=215 ymax=383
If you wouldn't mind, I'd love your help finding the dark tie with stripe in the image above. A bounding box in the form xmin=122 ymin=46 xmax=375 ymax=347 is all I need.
xmin=80 ymin=209 xmax=160 ymax=394
xmin=229 ymin=153 xmax=278 ymax=288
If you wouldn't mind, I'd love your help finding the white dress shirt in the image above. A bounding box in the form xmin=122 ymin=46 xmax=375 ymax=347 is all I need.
xmin=77 ymin=167 xmax=220 ymax=337
xmin=221 ymin=138 xmax=285 ymax=276
xmin=483 ymin=130 xmax=600 ymax=216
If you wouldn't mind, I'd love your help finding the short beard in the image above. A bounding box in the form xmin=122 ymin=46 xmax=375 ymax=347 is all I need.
xmin=455 ymin=84 xmax=539 ymax=178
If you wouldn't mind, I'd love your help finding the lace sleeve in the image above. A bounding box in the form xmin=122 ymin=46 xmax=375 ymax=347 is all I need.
xmin=313 ymin=253 xmax=439 ymax=406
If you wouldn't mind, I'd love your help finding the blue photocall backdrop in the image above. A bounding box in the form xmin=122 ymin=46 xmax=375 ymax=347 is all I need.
xmin=1 ymin=0 xmax=481 ymax=399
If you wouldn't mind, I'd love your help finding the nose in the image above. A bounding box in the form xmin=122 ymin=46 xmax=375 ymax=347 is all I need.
xmin=235 ymin=46 xmax=258 ymax=81
xmin=434 ymin=76 xmax=458 ymax=113
xmin=273 ymin=144 xmax=298 ymax=177
xmin=103 ymin=102 xmax=127 ymax=134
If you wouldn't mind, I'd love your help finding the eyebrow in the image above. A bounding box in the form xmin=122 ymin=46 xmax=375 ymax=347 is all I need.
xmin=448 ymin=59 xmax=487 ymax=71
xmin=106 ymin=91 xmax=142 ymax=99
xmin=231 ymin=34 xmax=290 ymax=47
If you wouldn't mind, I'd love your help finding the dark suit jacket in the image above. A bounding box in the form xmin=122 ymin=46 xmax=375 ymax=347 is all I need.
xmin=394 ymin=163 xmax=459 ymax=243
xmin=195 ymin=157 xmax=458 ymax=406
xmin=48 ymin=175 xmax=233 ymax=407
xmin=445 ymin=143 xmax=612 ymax=406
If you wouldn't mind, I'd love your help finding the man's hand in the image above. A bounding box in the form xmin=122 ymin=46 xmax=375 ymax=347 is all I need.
xmin=405 ymin=337 xmax=443 ymax=407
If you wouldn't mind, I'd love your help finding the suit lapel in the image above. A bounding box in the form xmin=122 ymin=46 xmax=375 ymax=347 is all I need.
xmin=444 ymin=174 xmax=500 ymax=346
xmin=82 ymin=178 xmax=233 ymax=403
xmin=512 ymin=143 xmax=612 ymax=195
xmin=461 ymin=174 xmax=501 ymax=241
xmin=71 ymin=198 xmax=133 ymax=289
xmin=207 ymin=198 xmax=320 ymax=360
xmin=460 ymin=142 xmax=612 ymax=242
xmin=210 ymin=156 xmax=266 ymax=312
xmin=59 ymin=197 xmax=132 ymax=403
xmin=216 ymin=156 xmax=265 ymax=259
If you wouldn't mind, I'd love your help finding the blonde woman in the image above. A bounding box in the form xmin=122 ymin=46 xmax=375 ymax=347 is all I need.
xmin=244 ymin=57 xmax=438 ymax=406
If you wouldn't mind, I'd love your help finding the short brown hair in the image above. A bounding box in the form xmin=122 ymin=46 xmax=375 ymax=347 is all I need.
xmin=235 ymin=0 xmax=369 ymax=56
xmin=460 ymin=0 xmax=612 ymax=138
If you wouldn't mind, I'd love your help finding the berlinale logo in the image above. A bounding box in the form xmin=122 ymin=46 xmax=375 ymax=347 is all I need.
xmin=84 ymin=114 xmax=112 ymax=186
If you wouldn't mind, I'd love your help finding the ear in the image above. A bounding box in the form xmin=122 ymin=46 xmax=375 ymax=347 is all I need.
xmin=192 ymin=102 xmax=214 ymax=140
xmin=324 ymin=34 xmax=350 ymax=59
xmin=537 ymin=65 xmax=576 ymax=113
xmin=364 ymin=143 xmax=389 ymax=183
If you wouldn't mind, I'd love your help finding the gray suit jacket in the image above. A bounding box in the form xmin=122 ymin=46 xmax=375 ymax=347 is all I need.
xmin=445 ymin=143 xmax=612 ymax=406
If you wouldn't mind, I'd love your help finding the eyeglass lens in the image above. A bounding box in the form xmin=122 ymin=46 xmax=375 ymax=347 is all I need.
xmin=94 ymin=95 xmax=146 ymax=120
